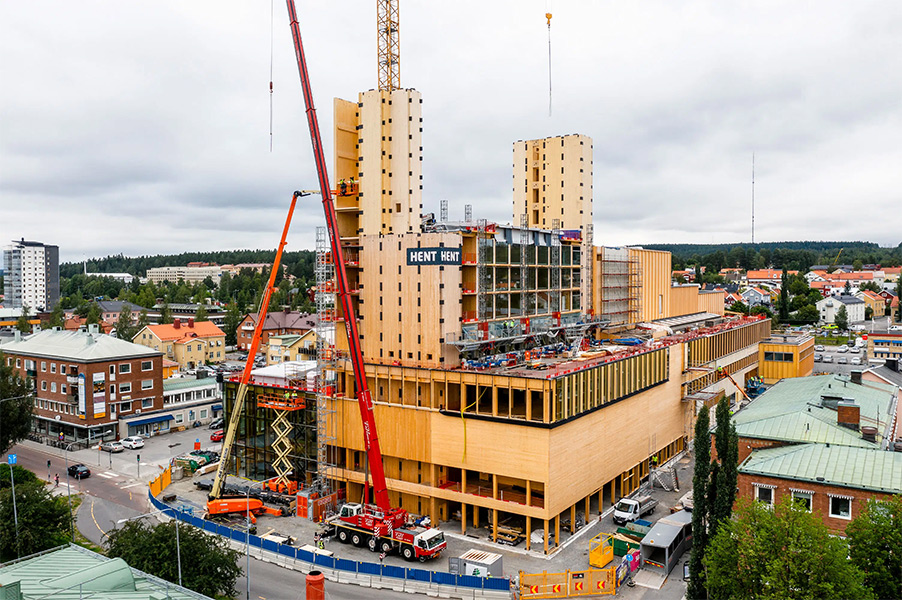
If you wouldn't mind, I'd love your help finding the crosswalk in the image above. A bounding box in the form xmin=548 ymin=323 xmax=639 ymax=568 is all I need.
xmin=97 ymin=471 xmax=119 ymax=479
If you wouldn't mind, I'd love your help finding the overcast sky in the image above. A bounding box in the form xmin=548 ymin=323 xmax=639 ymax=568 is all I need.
xmin=2 ymin=1 xmax=900 ymax=264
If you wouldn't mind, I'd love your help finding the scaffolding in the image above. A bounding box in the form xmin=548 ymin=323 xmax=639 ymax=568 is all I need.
xmin=583 ymin=223 xmax=593 ymax=315
xmin=440 ymin=199 xmax=448 ymax=223
xmin=520 ymin=214 xmax=529 ymax=321
xmin=551 ymin=219 xmax=561 ymax=314
xmin=314 ymin=227 xmax=338 ymax=495
xmin=598 ymin=247 xmax=640 ymax=327
xmin=477 ymin=218 xmax=491 ymax=326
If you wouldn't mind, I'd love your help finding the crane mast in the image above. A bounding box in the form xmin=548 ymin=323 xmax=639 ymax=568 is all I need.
xmin=285 ymin=0 xmax=391 ymax=512
xmin=377 ymin=0 xmax=400 ymax=92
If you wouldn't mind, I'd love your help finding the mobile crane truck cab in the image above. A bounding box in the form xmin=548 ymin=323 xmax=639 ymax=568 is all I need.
xmin=330 ymin=503 xmax=447 ymax=561
xmin=613 ymin=495 xmax=658 ymax=525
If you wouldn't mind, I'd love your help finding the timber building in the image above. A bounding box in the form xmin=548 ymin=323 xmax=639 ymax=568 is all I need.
xmin=225 ymin=87 xmax=771 ymax=553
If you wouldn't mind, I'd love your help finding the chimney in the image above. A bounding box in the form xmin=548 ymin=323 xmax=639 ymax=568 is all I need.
xmin=837 ymin=401 xmax=860 ymax=431
xmin=850 ymin=370 xmax=863 ymax=385
xmin=188 ymin=318 xmax=194 ymax=328
xmin=861 ymin=426 xmax=878 ymax=443
xmin=174 ymin=318 xmax=181 ymax=329
xmin=88 ymin=324 xmax=99 ymax=335
xmin=14 ymin=330 xmax=21 ymax=342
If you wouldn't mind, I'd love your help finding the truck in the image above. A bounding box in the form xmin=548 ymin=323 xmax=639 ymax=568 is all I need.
xmin=325 ymin=503 xmax=446 ymax=561
xmin=613 ymin=495 xmax=658 ymax=525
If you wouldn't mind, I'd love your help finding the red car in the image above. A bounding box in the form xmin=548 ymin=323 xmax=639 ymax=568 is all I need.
xmin=210 ymin=429 xmax=225 ymax=442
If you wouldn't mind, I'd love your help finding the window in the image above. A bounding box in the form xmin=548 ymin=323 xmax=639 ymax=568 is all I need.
xmin=120 ymin=382 xmax=132 ymax=393
xmin=175 ymin=413 xmax=184 ymax=424
xmin=200 ymin=409 xmax=208 ymax=419
xmin=142 ymin=398 xmax=153 ymax=408
xmin=61 ymin=364 xmax=66 ymax=374
xmin=141 ymin=361 xmax=152 ymax=371
xmin=51 ymin=363 xmax=56 ymax=373
xmin=51 ymin=382 xmax=57 ymax=393
xmin=41 ymin=361 xmax=47 ymax=372
xmin=141 ymin=380 xmax=153 ymax=390
xmin=791 ymin=490 xmax=813 ymax=512
xmin=755 ymin=485 xmax=774 ymax=505
xmin=41 ymin=381 xmax=47 ymax=391
xmin=61 ymin=384 xmax=67 ymax=394
xmin=120 ymin=401 xmax=132 ymax=413
xmin=829 ymin=496 xmax=852 ymax=519
xmin=119 ymin=363 xmax=131 ymax=374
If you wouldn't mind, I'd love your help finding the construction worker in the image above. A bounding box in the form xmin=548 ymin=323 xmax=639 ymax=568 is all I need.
xmin=651 ymin=455 xmax=658 ymax=469
xmin=339 ymin=178 xmax=347 ymax=195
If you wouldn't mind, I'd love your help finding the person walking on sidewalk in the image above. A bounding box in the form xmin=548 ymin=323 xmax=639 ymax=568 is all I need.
xmin=54 ymin=473 xmax=59 ymax=487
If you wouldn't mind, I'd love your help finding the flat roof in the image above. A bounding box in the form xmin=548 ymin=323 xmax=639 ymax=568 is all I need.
xmin=761 ymin=334 xmax=814 ymax=346
xmin=0 ymin=328 xmax=161 ymax=362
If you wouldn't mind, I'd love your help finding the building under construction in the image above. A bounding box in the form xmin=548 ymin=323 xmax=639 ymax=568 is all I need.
xmin=223 ymin=4 xmax=771 ymax=554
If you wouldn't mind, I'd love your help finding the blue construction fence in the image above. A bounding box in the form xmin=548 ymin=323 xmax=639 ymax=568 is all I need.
xmin=148 ymin=492 xmax=510 ymax=592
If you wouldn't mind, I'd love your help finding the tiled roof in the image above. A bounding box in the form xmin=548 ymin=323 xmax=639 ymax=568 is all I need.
xmin=144 ymin=321 xmax=224 ymax=342
xmin=0 ymin=328 xmax=160 ymax=361
xmin=739 ymin=443 xmax=902 ymax=494
xmin=733 ymin=374 xmax=897 ymax=448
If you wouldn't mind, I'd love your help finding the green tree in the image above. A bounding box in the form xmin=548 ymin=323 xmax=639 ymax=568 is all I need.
xmin=0 ymin=476 xmax=72 ymax=561
xmin=710 ymin=397 xmax=738 ymax=538
xmin=859 ymin=281 xmax=881 ymax=293
xmin=797 ymin=305 xmax=819 ymax=323
xmin=704 ymin=498 xmax=872 ymax=600
xmin=194 ymin=303 xmax=209 ymax=322
xmin=728 ymin=301 xmax=749 ymax=315
xmin=852 ymin=259 xmax=863 ymax=271
xmin=864 ymin=306 xmax=873 ymax=320
xmin=0 ymin=465 xmax=38 ymax=489
xmin=115 ymin=304 xmax=135 ymax=341
xmin=0 ymin=353 xmax=33 ymax=455
xmin=835 ymin=305 xmax=849 ymax=331
xmin=15 ymin=305 xmax=31 ymax=334
xmin=45 ymin=302 xmax=65 ymax=328
xmin=779 ymin=268 xmax=790 ymax=322
xmin=106 ymin=520 xmax=242 ymax=598
xmin=750 ymin=305 xmax=774 ymax=321
xmin=688 ymin=407 xmax=711 ymax=599
xmin=844 ymin=280 xmax=853 ymax=294
xmin=85 ymin=302 xmax=101 ymax=325
xmin=159 ymin=303 xmax=173 ymax=324
xmin=223 ymin=302 xmax=242 ymax=346
xmin=847 ymin=495 xmax=902 ymax=600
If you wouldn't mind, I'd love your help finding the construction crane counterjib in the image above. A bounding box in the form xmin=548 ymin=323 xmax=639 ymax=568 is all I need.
xmin=285 ymin=0 xmax=391 ymax=513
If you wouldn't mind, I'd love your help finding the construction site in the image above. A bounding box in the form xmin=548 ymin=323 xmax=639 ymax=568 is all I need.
xmin=202 ymin=0 xmax=772 ymax=564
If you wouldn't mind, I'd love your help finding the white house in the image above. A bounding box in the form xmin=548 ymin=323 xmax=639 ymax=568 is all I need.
xmin=741 ymin=287 xmax=771 ymax=308
xmin=816 ymin=295 xmax=866 ymax=325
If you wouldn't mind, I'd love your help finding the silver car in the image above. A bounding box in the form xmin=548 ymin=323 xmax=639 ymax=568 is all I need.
xmin=100 ymin=440 xmax=124 ymax=453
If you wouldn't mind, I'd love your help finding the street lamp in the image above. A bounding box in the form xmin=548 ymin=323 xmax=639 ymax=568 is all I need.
xmin=118 ymin=508 xmax=182 ymax=587
xmin=2 ymin=458 xmax=20 ymax=559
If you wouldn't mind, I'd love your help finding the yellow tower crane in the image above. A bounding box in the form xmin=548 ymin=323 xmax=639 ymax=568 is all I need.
xmin=377 ymin=0 xmax=400 ymax=92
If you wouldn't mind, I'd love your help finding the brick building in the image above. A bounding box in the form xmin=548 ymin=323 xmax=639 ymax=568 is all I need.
xmin=733 ymin=372 xmax=900 ymax=533
xmin=0 ymin=325 xmax=163 ymax=444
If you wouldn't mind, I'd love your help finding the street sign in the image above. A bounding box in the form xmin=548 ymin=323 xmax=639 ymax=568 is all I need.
xmin=8 ymin=454 xmax=17 ymax=465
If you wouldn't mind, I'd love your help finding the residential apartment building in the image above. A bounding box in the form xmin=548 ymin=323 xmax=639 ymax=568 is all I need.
xmin=238 ymin=310 xmax=316 ymax=352
xmin=266 ymin=331 xmax=317 ymax=365
xmin=734 ymin=372 xmax=901 ymax=534
xmin=816 ymin=295 xmax=866 ymax=324
xmin=132 ymin=319 xmax=226 ymax=369
xmin=855 ymin=289 xmax=885 ymax=317
xmin=146 ymin=264 xmax=223 ymax=285
xmin=745 ymin=269 xmax=797 ymax=288
xmin=2 ymin=239 xmax=59 ymax=310
xmin=0 ymin=326 xmax=163 ymax=444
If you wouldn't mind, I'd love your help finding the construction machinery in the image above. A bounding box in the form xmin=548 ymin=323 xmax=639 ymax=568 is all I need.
xmin=715 ymin=365 xmax=752 ymax=403
xmin=205 ymin=191 xmax=302 ymax=519
xmin=283 ymin=0 xmax=445 ymax=560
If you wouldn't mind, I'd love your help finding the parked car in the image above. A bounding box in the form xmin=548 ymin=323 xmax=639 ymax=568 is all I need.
xmin=837 ymin=345 xmax=849 ymax=353
xmin=837 ymin=356 xmax=848 ymax=364
xmin=815 ymin=345 xmax=825 ymax=352
xmin=68 ymin=464 xmax=91 ymax=479
xmin=121 ymin=436 xmax=144 ymax=449
xmin=100 ymin=440 xmax=124 ymax=453
xmin=889 ymin=325 xmax=902 ymax=332
xmin=851 ymin=357 xmax=862 ymax=365
xmin=813 ymin=353 xmax=822 ymax=362
xmin=209 ymin=417 xmax=224 ymax=430
xmin=850 ymin=346 xmax=861 ymax=353
xmin=823 ymin=355 xmax=834 ymax=363
xmin=210 ymin=429 xmax=225 ymax=442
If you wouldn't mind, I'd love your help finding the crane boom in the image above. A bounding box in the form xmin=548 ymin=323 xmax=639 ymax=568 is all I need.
xmin=208 ymin=193 xmax=299 ymax=500
xmin=286 ymin=0 xmax=391 ymax=512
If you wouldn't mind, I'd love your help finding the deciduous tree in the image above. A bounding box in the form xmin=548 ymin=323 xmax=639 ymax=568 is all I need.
xmin=106 ymin=520 xmax=241 ymax=598
xmin=223 ymin=302 xmax=242 ymax=346
xmin=0 ymin=354 xmax=33 ymax=455
xmin=115 ymin=304 xmax=135 ymax=340
xmin=847 ymin=495 xmax=902 ymax=600
xmin=15 ymin=305 xmax=31 ymax=333
xmin=0 ymin=475 xmax=72 ymax=561
xmin=835 ymin=305 xmax=849 ymax=331
xmin=687 ymin=407 xmax=710 ymax=600
xmin=704 ymin=498 xmax=872 ymax=600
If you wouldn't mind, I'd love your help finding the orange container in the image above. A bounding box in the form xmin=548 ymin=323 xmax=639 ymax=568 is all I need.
xmin=305 ymin=571 xmax=325 ymax=600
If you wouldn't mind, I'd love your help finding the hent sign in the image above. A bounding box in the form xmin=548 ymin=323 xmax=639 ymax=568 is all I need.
xmin=406 ymin=247 xmax=462 ymax=266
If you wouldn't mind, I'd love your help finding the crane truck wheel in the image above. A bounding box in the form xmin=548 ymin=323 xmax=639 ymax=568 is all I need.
xmin=337 ymin=528 xmax=349 ymax=544
xmin=380 ymin=540 xmax=393 ymax=554
xmin=368 ymin=537 xmax=377 ymax=552
xmin=401 ymin=546 xmax=414 ymax=561
xmin=351 ymin=533 xmax=364 ymax=547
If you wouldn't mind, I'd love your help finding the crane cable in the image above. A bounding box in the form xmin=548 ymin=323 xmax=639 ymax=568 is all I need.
xmin=546 ymin=2 xmax=553 ymax=116
xmin=269 ymin=0 xmax=274 ymax=152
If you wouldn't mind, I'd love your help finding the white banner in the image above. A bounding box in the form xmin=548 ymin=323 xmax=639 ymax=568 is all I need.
xmin=92 ymin=372 xmax=106 ymax=418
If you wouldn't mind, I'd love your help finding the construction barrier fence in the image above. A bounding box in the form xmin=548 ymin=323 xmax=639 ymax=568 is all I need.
xmin=519 ymin=568 xmax=616 ymax=598
xmin=147 ymin=490 xmax=510 ymax=592
xmin=148 ymin=467 xmax=171 ymax=498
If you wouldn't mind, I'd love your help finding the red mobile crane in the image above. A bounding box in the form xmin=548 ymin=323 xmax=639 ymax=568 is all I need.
xmin=284 ymin=1 xmax=445 ymax=561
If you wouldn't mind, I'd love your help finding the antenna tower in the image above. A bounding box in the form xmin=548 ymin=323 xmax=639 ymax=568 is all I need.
xmin=751 ymin=153 xmax=755 ymax=244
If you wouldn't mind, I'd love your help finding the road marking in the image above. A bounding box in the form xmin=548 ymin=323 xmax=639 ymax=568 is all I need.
xmin=120 ymin=482 xmax=143 ymax=489
xmin=90 ymin=498 xmax=107 ymax=538
xmin=98 ymin=473 xmax=115 ymax=479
